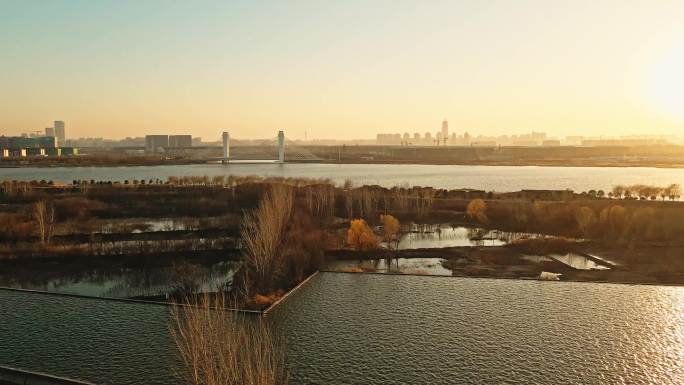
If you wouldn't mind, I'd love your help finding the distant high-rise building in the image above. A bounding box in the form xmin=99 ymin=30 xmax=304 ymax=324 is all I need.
xmin=145 ymin=135 xmax=169 ymax=153
xmin=168 ymin=135 xmax=192 ymax=148
xmin=45 ymin=127 xmax=55 ymax=137
xmin=441 ymin=119 xmax=449 ymax=140
xmin=530 ymin=131 xmax=546 ymax=141
xmin=54 ymin=121 xmax=65 ymax=144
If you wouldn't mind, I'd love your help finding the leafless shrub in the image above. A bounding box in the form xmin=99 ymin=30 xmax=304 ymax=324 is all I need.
xmin=239 ymin=184 xmax=294 ymax=295
xmin=170 ymin=295 xmax=288 ymax=385
xmin=305 ymin=184 xmax=335 ymax=217
xmin=0 ymin=213 xmax=34 ymax=241
xmin=54 ymin=196 xmax=107 ymax=219
xmin=282 ymin=211 xmax=328 ymax=282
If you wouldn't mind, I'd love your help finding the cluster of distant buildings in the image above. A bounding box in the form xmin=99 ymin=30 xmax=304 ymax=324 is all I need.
xmin=377 ymin=120 xmax=458 ymax=146
xmin=1 ymin=123 xmax=202 ymax=155
xmin=377 ymin=120 xmax=672 ymax=147
xmin=2 ymin=118 xmax=677 ymax=160
xmin=67 ymin=134 xmax=204 ymax=154
xmin=144 ymin=134 xmax=193 ymax=153
xmin=0 ymin=121 xmax=78 ymax=158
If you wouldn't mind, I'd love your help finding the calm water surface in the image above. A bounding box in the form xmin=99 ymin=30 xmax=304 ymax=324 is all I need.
xmin=0 ymin=260 xmax=236 ymax=298
xmin=327 ymin=257 xmax=454 ymax=275
xmin=2 ymin=163 xmax=684 ymax=192
xmin=550 ymin=253 xmax=611 ymax=270
xmin=394 ymin=224 xmax=537 ymax=249
xmin=1 ymin=273 xmax=682 ymax=384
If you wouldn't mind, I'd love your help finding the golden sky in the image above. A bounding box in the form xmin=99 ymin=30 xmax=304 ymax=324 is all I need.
xmin=1 ymin=0 xmax=683 ymax=140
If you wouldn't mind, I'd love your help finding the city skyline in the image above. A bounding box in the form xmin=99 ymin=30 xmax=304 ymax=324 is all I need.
xmin=2 ymin=1 xmax=684 ymax=140
xmin=3 ymin=118 xmax=680 ymax=146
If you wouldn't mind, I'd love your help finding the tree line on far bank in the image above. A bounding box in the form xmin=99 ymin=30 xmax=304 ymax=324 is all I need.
xmin=609 ymin=184 xmax=681 ymax=201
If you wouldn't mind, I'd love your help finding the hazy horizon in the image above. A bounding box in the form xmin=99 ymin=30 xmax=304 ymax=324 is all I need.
xmin=2 ymin=0 xmax=684 ymax=140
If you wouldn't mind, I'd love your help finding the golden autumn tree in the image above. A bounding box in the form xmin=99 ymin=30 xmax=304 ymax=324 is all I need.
xmin=380 ymin=214 xmax=400 ymax=250
xmin=466 ymin=199 xmax=488 ymax=224
xmin=347 ymin=219 xmax=379 ymax=251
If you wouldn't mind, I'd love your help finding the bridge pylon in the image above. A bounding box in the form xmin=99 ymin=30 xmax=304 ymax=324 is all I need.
xmin=221 ymin=131 xmax=230 ymax=163
xmin=278 ymin=131 xmax=285 ymax=163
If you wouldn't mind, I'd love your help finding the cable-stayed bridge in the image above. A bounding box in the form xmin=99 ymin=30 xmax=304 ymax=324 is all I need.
xmin=211 ymin=131 xmax=322 ymax=163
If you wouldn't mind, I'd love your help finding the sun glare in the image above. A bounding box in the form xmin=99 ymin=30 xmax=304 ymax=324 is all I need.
xmin=648 ymin=41 xmax=684 ymax=120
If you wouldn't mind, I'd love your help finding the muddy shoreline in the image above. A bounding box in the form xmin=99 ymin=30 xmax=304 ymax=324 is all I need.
xmin=327 ymin=243 xmax=684 ymax=286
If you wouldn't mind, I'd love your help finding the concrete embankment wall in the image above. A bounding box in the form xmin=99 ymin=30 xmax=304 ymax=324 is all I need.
xmin=0 ymin=365 xmax=95 ymax=385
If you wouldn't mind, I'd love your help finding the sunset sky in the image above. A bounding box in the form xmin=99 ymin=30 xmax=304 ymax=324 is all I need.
xmin=1 ymin=0 xmax=684 ymax=140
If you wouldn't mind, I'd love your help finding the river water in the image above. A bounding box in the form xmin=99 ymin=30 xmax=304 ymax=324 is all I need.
xmin=0 ymin=259 xmax=237 ymax=298
xmin=1 ymin=273 xmax=682 ymax=384
xmin=2 ymin=163 xmax=684 ymax=191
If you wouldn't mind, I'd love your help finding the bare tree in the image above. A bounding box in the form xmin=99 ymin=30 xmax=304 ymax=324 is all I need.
xmin=415 ymin=188 xmax=436 ymax=216
xmin=344 ymin=188 xmax=354 ymax=219
xmin=239 ymin=184 xmax=294 ymax=295
xmin=392 ymin=185 xmax=410 ymax=211
xmin=33 ymin=201 xmax=55 ymax=245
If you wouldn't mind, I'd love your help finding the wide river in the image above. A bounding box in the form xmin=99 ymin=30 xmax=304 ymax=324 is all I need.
xmin=1 ymin=273 xmax=682 ymax=384
xmin=2 ymin=163 xmax=684 ymax=191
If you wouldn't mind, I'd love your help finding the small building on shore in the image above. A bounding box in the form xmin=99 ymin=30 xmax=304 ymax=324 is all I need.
xmin=44 ymin=148 xmax=62 ymax=157
xmin=26 ymin=148 xmax=46 ymax=156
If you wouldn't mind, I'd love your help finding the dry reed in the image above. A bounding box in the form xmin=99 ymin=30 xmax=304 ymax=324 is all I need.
xmin=240 ymin=184 xmax=294 ymax=294
xmin=170 ymin=294 xmax=288 ymax=385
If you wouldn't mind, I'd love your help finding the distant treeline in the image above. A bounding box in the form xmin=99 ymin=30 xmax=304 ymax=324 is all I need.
xmin=609 ymin=184 xmax=681 ymax=201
